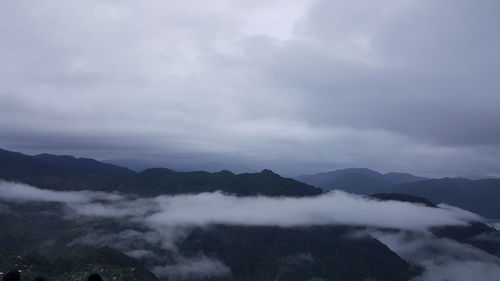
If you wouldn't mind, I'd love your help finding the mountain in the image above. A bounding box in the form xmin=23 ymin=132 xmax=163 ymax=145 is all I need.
xmin=370 ymin=192 xmax=437 ymax=207
xmin=0 ymin=247 xmax=159 ymax=281
xmin=3 ymin=186 xmax=500 ymax=281
xmin=369 ymin=193 xmax=500 ymax=259
xmin=0 ymin=148 xmax=322 ymax=197
xmin=34 ymin=153 xmax=135 ymax=177
xmin=3 ymin=148 xmax=500 ymax=280
xmin=0 ymin=148 xmax=134 ymax=179
xmin=0 ymin=148 xmax=66 ymax=178
xmin=0 ymin=197 xmax=420 ymax=281
xmin=5 ymin=147 xmax=500 ymax=219
xmin=0 ymin=200 xmax=159 ymax=281
xmin=390 ymin=178 xmax=500 ymax=219
xmin=106 ymin=157 xmax=257 ymax=174
xmin=178 ymin=225 xmax=419 ymax=281
xmin=121 ymin=168 xmax=323 ymax=197
xmin=298 ymin=167 xmax=500 ymax=219
xmin=296 ymin=168 xmax=426 ymax=194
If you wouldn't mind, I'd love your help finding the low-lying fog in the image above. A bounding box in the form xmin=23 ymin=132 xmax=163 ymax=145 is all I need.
xmin=1 ymin=181 xmax=499 ymax=281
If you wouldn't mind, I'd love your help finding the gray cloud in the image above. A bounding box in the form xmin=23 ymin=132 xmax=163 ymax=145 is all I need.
xmin=289 ymin=0 xmax=500 ymax=145
xmin=0 ymin=0 xmax=499 ymax=176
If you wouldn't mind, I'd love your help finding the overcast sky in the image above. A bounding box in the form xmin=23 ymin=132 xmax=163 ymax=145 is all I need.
xmin=1 ymin=0 xmax=499 ymax=177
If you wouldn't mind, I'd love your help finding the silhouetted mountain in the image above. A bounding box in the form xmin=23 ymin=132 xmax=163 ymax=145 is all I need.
xmin=121 ymin=168 xmax=323 ymax=197
xmin=298 ymin=168 xmax=500 ymax=219
xmin=391 ymin=178 xmax=500 ymax=219
xmin=34 ymin=153 xmax=134 ymax=177
xmin=0 ymin=148 xmax=322 ymax=197
xmin=0 ymin=148 xmax=134 ymax=180
xmin=107 ymin=157 xmax=257 ymax=174
xmin=296 ymin=168 xmax=426 ymax=194
xmin=3 ymin=159 xmax=500 ymax=281
xmin=0 ymin=148 xmax=65 ymax=178
xmin=431 ymin=222 xmax=500 ymax=257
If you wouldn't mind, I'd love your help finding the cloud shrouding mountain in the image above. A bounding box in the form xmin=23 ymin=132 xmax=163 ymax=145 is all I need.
xmin=372 ymin=231 xmax=500 ymax=281
xmin=2 ymin=180 xmax=500 ymax=280
xmin=0 ymin=181 xmax=479 ymax=230
xmin=0 ymin=0 xmax=499 ymax=176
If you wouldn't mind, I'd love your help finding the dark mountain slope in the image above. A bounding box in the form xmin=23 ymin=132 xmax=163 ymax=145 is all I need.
xmin=0 ymin=148 xmax=65 ymax=179
xmin=0 ymin=197 xmax=420 ymax=281
xmin=179 ymin=225 xmax=420 ymax=281
xmin=370 ymin=193 xmax=437 ymax=207
xmin=34 ymin=153 xmax=135 ymax=177
xmin=0 ymin=148 xmax=133 ymax=179
xmin=0 ymin=148 xmax=132 ymax=192
xmin=431 ymin=222 xmax=500 ymax=257
xmin=300 ymin=168 xmax=500 ymax=219
xmin=367 ymin=193 xmax=500 ymax=258
xmin=122 ymin=168 xmax=323 ymax=197
xmin=0 ymin=199 xmax=159 ymax=281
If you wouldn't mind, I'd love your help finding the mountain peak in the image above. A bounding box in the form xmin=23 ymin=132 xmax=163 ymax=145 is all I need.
xmin=260 ymin=169 xmax=278 ymax=176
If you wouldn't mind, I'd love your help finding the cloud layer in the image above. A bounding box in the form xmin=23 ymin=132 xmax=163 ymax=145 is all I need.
xmin=0 ymin=181 xmax=479 ymax=230
xmin=0 ymin=180 xmax=496 ymax=280
xmin=1 ymin=0 xmax=499 ymax=176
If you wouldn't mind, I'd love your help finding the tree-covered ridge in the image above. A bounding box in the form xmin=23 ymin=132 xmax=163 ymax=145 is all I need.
xmin=298 ymin=167 xmax=500 ymax=219
xmin=0 ymin=148 xmax=322 ymax=197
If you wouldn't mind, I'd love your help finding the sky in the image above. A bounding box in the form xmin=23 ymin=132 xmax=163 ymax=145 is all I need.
xmin=1 ymin=0 xmax=499 ymax=177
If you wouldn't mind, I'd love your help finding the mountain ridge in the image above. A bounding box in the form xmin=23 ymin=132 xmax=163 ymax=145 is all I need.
xmin=296 ymin=168 xmax=427 ymax=194
xmin=0 ymin=148 xmax=322 ymax=197
xmin=298 ymin=168 xmax=500 ymax=219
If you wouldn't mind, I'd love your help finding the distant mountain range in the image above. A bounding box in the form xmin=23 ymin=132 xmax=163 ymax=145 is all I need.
xmin=3 ymin=147 xmax=500 ymax=280
xmin=394 ymin=178 xmax=500 ymax=220
xmin=3 ymin=148 xmax=500 ymax=218
xmin=0 ymin=148 xmax=135 ymax=178
xmin=296 ymin=168 xmax=427 ymax=194
xmin=297 ymin=168 xmax=500 ymax=219
xmin=106 ymin=156 xmax=258 ymax=174
xmin=0 ymin=148 xmax=321 ymax=197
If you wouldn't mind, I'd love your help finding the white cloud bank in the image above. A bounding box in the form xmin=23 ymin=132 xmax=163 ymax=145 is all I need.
xmin=0 ymin=181 xmax=479 ymax=231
